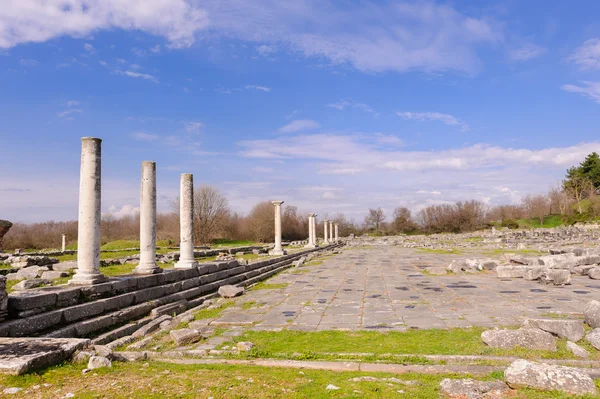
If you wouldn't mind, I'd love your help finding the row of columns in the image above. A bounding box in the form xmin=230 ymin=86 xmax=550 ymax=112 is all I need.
xmin=70 ymin=137 xmax=341 ymax=285
xmin=70 ymin=138 xmax=200 ymax=285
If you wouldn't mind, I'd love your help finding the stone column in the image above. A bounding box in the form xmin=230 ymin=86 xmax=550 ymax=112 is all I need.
xmin=135 ymin=161 xmax=162 ymax=274
xmin=323 ymin=220 xmax=329 ymax=244
xmin=269 ymin=201 xmax=286 ymax=256
xmin=61 ymin=234 xmax=67 ymax=252
xmin=175 ymin=174 xmax=198 ymax=269
xmin=305 ymin=213 xmax=317 ymax=249
xmin=0 ymin=220 xmax=12 ymax=253
xmin=334 ymin=223 xmax=339 ymax=242
xmin=329 ymin=220 xmax=334 ymax=243
xmin=70 ymin=137 xmax=107 ymax=285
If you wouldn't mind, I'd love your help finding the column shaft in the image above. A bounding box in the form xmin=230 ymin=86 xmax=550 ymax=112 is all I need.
xmin=175 ymin=174 xmax=198 ymax=269
xmin=269 ymin=201 xmax=286 ymax=255
xmin=324 ymin=221 xmax=329 ymax=244
xmin=329 ymin=221 xmax=334 ymax=242
xmin=135 ymin=161 xmax=161 ymax=274
xmin=61 ymin=234 xmax=67 ymax=252
xmin=70 ymin=137 xmax=107 ymax=285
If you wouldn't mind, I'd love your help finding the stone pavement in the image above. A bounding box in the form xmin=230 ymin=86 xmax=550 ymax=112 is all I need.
xmin=211 ymin=247 xmax=600 ymax=331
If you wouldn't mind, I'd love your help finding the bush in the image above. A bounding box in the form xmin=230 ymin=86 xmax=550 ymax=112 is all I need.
xmin=501 ymin=219 xmax=519 ymax=229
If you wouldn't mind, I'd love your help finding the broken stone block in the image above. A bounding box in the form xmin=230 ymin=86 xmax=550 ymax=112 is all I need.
xmin=481 ymin=328 xmax=557 ymax=351
xmin=522 ymin=318 xmax=584 ymax=342
xmin=170 ymin=328 xmax=203 ymax=345
xmin=11 ymin=278 xmax=50 ymax=291
xmin=87 ymin=356 xmax=112 ymax=370
xmin=439 ymin=378 xmax=510 ymax=398
xmin=539 ymin=269 xmax=571 ymax=285
xmin=588 ymin=267 xmax=600 ymax=280
xmin=584 ymin=300 xmax=600 ymax=329
xmin=495 ymin=265 xmax=527 ymax=279
xmin=218 ymin=285 xmax=244 ymax=298
xmin=504 ymin=359 xmax=597 ymax=396
xmin=41 ymin=271 xmax=69 ymax=280
xmin=523 ymin=267 xmax=546 ymax=281
xmin=585 ymin=328 xmax=600 ymax=350
xmin=236 ymin=342 xmax=255 ymax=351
xmin=566 ymin=341 xmax=590 ymax=359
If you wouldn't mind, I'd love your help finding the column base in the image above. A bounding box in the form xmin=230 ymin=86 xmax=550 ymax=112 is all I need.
xmin=174 ymin=260 xmax=199 ymax=269
xmin=69 ymin=271 xmax=108 ymax=285
xmin=133 ymin=263 xmax=163 ymax=274
xmin=268 ymin=249 xmax=287 ymax=256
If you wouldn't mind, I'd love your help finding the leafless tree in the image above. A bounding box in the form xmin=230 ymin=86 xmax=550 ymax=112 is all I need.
xmin=391 ymin=207 xmax=417 ymax=233
xmin=365 ymin=208 xmax=385 ymax=231
xmin=246 ymin=201 xmax=275 ymax=242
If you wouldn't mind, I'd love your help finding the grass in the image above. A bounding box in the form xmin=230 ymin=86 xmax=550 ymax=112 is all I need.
xmin=415 ymin=248 xmax=461 ymax=255
xmin=192 ymin=301 xmax=234 ymax=320
xmin=218 ymin=329 xmax=600 ymax=362
xmin=211 ymin=239 xmax=259 ymax=248
xmin=516 ymin=215 xmax=564 ymax=229
xmin=480 ymin=249 xmax=545 ymax=257
xmin=249 ymin=282 xmax=290 ymax=291
xmin=0 ymin=361 xmax=597 ymax=399
xmin=0 ymin=263 xmax=12 ymax=270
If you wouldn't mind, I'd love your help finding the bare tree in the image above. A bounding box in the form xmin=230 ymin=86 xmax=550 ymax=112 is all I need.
xmin=246 ymin=201 xmax=274 ymax=242
xmin=193 ymin=186 xmax=230 ymax=244
xmin=392 ymin=207 xmax=417 ymax=233
xmin=365 ymin=208 xmax=385 ymax=231
xmin=564 ymin=175 xmax=590 ymax=214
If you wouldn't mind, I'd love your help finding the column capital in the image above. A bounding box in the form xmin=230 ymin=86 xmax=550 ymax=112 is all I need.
xmin=271 ymin=200 xmax=284 ymax=206
xmin=308 ymin=213 xmax=317 ymax=217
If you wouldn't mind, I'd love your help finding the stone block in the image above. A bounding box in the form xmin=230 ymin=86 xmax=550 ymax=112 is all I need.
xmin=134 ymin=286 xmax=165 ymax=303
xmin=585 ymin=300 xmax=600 ymax=329
xmin=98 ymin=292 xmax=135 ymax=312
xmin=163 ymin=281 xmax=183 ymax=295
xmin=63 ymin=301 xmax=106 ymax=322
xmin=8 ymin=310 xmax=64 ymax=336
xmin=181 ymin=277 xmax=199 ymax=291
xmin=540 ymin=269 xmax=571 ymax=285
xmin=41 ymin=271 xmax=69 ymax=280
xmin=170 ymin=328 xmax=203 ymax=345
xmin=505 ymin=359 xmax=596 ymax=395
xmin=52 ymin=261 xmax=78 ymax=272
xmin=8 ymin=291 xmax=57 ymax=311
xmin=522 ymin=318 xmax=585 ymax=342
xmin=496 ymin=265 xmax=527 ymax=279
xmin=163 ymin=269 xmax=185 ymax=283
xmin=481 ymin=328 xmax=556 ymax=351
xmin=74 ymin=314 xmax=116 ymax=337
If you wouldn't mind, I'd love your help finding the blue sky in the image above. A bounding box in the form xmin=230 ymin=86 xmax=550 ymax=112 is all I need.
xmin=1 ymin=0 xmax=600 ymax=223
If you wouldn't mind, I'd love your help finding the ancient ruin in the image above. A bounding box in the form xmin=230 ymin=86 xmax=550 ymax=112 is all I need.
xmin=0 ymin=220 xmax=12 ymax=253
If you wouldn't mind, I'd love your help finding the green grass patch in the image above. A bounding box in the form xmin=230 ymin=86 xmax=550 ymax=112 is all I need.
xmin=0 ymin=263 xmax=12 ymax=270
xmin=242 ymin=301 xmax=260 ymax=310
xmin=211 ymin=239 xmax=258 ymax=248
xmin=416 ymin=248 xmax=461 ymax=255
xmin=304 ymin=260 xmax=323 ymax=267
xmin=193 ymin=301 xmax=234 ymax=320
xmin=219 ymin=328 xmax=600 ymax=362
xmin=517 ymin=215 xmax=564 ymax=229
xmin=1 ymin=361 xmax=596 ymax=399
xmin=250 ymin=282 xmax=290 ymax=291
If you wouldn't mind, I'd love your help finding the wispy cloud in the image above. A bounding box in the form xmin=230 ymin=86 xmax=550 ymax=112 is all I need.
xmin=278 ymin=119 xmax=320 ymax=133
xmin=397 ymin=111 xmax=469 ymax=131
xmin=116 ymin=70 xmax=159 ymax=83
xmin=256 ymin=45 xmax=275 ymax=56
xmin=327 ymin=99 xmax=379 ymax=117
xmin=184 ymin=121 xmax=204 ymax=134
xmin=57 ymin=100 xmax=83 ymax=120
xmin=567 ymin=38 xmax=600 ymax=70
xmin=245 ymin=84 xmax=271 ymax=92
xmin=131 ymin=132 xmax=159 ymax=141
xmin=562 ymin=81 xmax=600 ymax=104
xmin=20 ymin=58 xmax=38 ymax=67
xmin=509 ymin=43 xmax=546 ymax=61
xmin=84 ymin=43 xmax=96 ymax=54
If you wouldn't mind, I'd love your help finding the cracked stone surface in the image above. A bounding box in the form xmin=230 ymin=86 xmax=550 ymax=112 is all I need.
xmin=207 ymin=248 xmax=597 ymax=331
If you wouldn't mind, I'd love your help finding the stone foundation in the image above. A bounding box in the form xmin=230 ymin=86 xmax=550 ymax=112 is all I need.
xmin=0 ymin=245 xmax=339 ymax=339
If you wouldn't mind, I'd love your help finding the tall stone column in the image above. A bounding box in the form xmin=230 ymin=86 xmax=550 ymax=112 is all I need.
xmin=305 ymin=213 xmax=317 ymax=249
xmin=313 ymin=214 xmax=319 ymax=247
xmin=269 ymin=201 xmax=286 ymax=256
xmin=61 ymin=234 xmax=67 ymax=252
xmin=70 ymin=137 xmax=107 ymax=285
xmin=135 ymin=161 xmax=162 ymax=274
xmin=334 ymin=223 xmax=339 ymax=242
xmin=323 ymin=220 xmax=329 ymax=244
xmin=175 ymin=174 xmax=198 ymax=269
xmin=329 ymin=220 xmax=334 ymax=243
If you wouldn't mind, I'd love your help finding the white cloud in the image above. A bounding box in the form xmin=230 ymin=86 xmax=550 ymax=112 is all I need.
xmin=184 ymin=121 xmax=204 ymax=134
xmin=374 ymin=133 xmax=404 ymax=147
xmin=327 ymin=99 xmax=378 ymax=116
xmin=131 ymin=132 xmax=159 ymax=141
xmin=150 ymin=45 xmax=161 ymax=54
xmin=0 ymin=0 xmax=208 ymax=49
xmin=397 ymin=111 xmax=469 ymax=131
xmin=19 ymin=58 xmax=38 ymax=67
xmin=252 ymin=166 xmax=274 ymax=173
xmin=0 ymin=1 xmax=499 ymax=75
xmin=417 ymin=190 xmax=442 ymax=195
xmin=65 ymin=100 xmax=80 ymax=107
xmin=103 ymin=204 xmax=139 ymax=219
xmin=567 ymin=38 xmax=600 ymax=70
xmin=562 ymin=81 xmax=600 ymax=104
xmin=56 ymin=108 xmax=83 ymax=119
xmin=257 ymin=44 xmax=275 ymax=56
xmin=509 ymin=43 xmax=546 ymax=61
xmin=245 ymin=84 xmax=271 ymax=92
xmin=278 ymin=119 xmax=320 ymax=133
xmin=84 ymin=43 xmax=96 ymax=54
xmin=116 ymin=70 xmax=159 ymax=83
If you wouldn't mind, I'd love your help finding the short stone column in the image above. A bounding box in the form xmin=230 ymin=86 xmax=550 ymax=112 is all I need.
xmin=70 ymin=137 xmax=107 ymax=285
xmin=269 ymin=200 xmax=286 ymax=256
xmin=61 ymin=234 xmax=67 ymax=252
xmin=323 ymin=220 xmax=329 ymax=244
xmin=135 ymin=161 xmax=162 ymax=274
xmin=305 ymin=213 xmax=317 ymax=249
xmin=175 ymin=174 xmax=199 ymax=269
xmin=329 ymin=220 xmax=334 ymax=243
xmin=334 ymin=223 xmax=339 ymax=242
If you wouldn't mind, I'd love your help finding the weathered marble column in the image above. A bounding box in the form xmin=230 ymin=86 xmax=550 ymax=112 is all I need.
xmin=70 ymin=138 xmax=107 ymax=285
xmin=175 ymin=174 xmax=199 ymax=269
xmin=329 ymin=220 xmax=334 ymax=243
xmin=61 ymin=234 xmax=67 ymax=252
xmin=312 ymin=214 xmax=319 ymax=247
xmin=334 ymin=223 xmax=339 ymax=242
xmin=135 ymin=161 xmax=162 ymax=274
xmin=323 ymin=220 xmax=329 ymax=244
xmin=305 ymin=213 xmax=317 ymax=248
xmin=269 ymin=200 xmax=286 ymax=256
